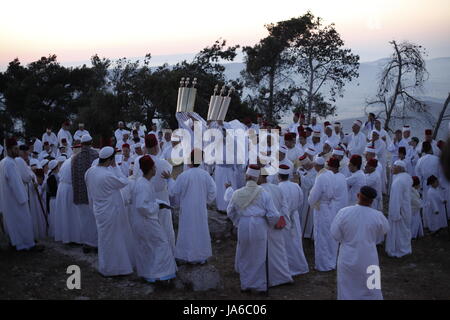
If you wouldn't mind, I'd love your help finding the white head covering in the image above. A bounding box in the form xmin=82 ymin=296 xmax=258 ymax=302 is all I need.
xmin=314 ymin=156 xmax=325 ymax=166
xmin=353 ymin=120 xmax=362 ymax=127
xmin=394 ymin=160 xmax=406 ymax=169
xmin=40 ymin=159 xmax=49 ymax=168
xmin=312 ymin=131 xmax=321 ymax=138
xmin=48 ymin=160 xmax=58 ymax=171
xmin=332 ymin=148 xmax=345 ymax=156
xmin=402 ymin=125 xmax=411 ymax=133
xmin=278 ymin=165 xmax=291 ymax=175
xmin=57 ymin=156 xmax=66 ymax=163
xmin=81 ymin=134 xmax=92 ymax=143
xmin=306 ymin=147 xmax=316 ymax=156
xmin=279 ymin=145 xmax=288 ymax=154
xmin=133 ymin=143 xmax=142 ymax=150
xmin=246 ymin=166 xmax=261 ymax=178
xmin=30 ymin=158 xmax=39 ymax=167
xmin=99 ymin=146 xmax=114 ymax=159
xmin=365 ymin=145 xmax=376 ymax=154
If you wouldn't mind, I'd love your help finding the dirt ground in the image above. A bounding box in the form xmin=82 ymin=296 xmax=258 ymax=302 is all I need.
xmin=1 ymin=216 xmax=449 ymax=300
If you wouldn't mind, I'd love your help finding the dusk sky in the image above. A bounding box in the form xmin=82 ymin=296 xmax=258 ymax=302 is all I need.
xmin=1 ymin=0 xmax=449 ymax=68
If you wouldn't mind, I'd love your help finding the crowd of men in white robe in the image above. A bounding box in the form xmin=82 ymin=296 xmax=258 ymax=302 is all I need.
xmin=0 ymin=112 xmax=449 ymax=299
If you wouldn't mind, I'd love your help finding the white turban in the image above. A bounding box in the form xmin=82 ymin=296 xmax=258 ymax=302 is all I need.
xmin=314 ymin=156 xmax=325 ymax=166
xmin=246 ymin=166 xmax=261 ymax=178
xmin=81 ymin=134 xmax=92 ymax=143
xmin=99 ymin=146 xmax=115 ymax=159
xmin=394 ymin=160 xmax=406 ymax=169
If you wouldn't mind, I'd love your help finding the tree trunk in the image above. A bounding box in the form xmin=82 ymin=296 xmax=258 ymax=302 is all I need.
xmin=385 ymin=41 xmax=403 ymax=132
xmin=433 ymin=93 xmax=450 ymax=140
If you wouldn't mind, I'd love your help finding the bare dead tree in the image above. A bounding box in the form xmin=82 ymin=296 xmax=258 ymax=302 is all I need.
xmin=366 ymin=40 xmax=429 ymax=132
xmin=433 ymin=93 xmax=450 ymax=140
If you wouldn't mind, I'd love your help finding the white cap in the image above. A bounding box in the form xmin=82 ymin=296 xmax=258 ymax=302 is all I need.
xmin=365 ymin=145 xmax=376 ymax=154
xmin=306 ymin=147 xmax=316 ymax=156
xmin=279 ymin=145 xmax=288 ymax=154
xmin=133 ymin=143 xmax=142 ymax=150
xmin=246 ymin=166 xmax=261 ymax=178
xmin=123 ymin=130 xmax=130 ymax=136
xmin=99 ymin=146 xmax=115 ymax=159
xmin=48 ymin=160 xmax=58 ymax=171
xmin=30 ymin=159 xmax=39 ymax=167
xmin=312 ymin=131 xmax=321 ymax=138
xmin=394 ymin=160 xmax=406 ymax=168
xmin=402 ymin=125 xmax=411 ymax=132
xmin=353 ymin=120 xmax=362 ymax=127
xmin=332 ymin=148 xmax=345 ymax=156
xmin=278 ymin=165 xmax=291 ymax=175
xmin=40 ymin=159 xmax=49 ymax=168
xmin=81 ymin=134 xmax=92 ymax=143
xmin=314 ymin=156 xmax=325 ymax=166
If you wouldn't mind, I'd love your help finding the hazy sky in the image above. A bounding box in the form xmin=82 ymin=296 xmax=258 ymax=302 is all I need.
xmin=1 ymin=0 xmax=449 ymax=68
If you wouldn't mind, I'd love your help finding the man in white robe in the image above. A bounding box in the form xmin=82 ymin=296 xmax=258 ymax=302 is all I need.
xmin=42 ymin=128 xmax=58 ymax=154
xmin=85 ymin=147 xmax=134 ymax=276
xmin=277 ymin=164 xmax=309 ymax=277
xmin=73 ymin=123 xmax=90 ymax=142
xmin=165 ymin=149 xmax=217 ymax=264
xmin=227 ymin=165 xmax=281 ymax=294
xmin=347 ymin=120 xmax=367 ymax=157
xmin=130 ymin=155 xmax=177 ymax=283
xmin=0 ymin=138 xmax=39 ymax=251
xmin=327 ymin=157 xmax=349 ymax=218
xmin=133 ymin=134 xmax=176 ymax=251
xmin=415 ymin=141 xmax=441 ymax=208
xmin=411 ymin=176 xmax=424 ymax=239
xmin=346 ymin=155 xmax=366 ymax=205
xmin=308 ymin=157 xmax=338 ymax=272
xmin=424 ymin=175 xmax=448 ymax=233
xmin=258 ymin=168 xmax=293 ymax=287
xmin=57 ymin=121 xmax=73 ymax=147
xmin=331 ymin=186 xmax=390 ymax=300
xmin=385 ymin=160 xmax=413 ymax=258
xmin=297 ymin=155 xmax=316 ymax=239
xmin=364 ymin=158 xmax=383 ymax=211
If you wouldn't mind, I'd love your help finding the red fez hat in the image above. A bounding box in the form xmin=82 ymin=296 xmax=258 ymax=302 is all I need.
xmin=5 ymin=137 xmax=18 ymax=149
xmin=262 ymin=120 xmax=269 ymax=127
xmin=43 ymin=141 xmax=49 ymax=146
xmin=297 ymin=125 xmax=305 ymax=133
xmin=367 ymin=158 xmax=378 ymax=168
xmin=249 ymin=164 xmax=261 ymax=170
xmin=284 ymin=132 xmax=296 ymax=141
xmin=349 ymin=154 xmax=362 ymax=167
xmin=327 ymin=156 xmax=340 ymax=168
xmin=279 ymin=164 xmax=290 ymax=169
xmin=243 ymin=117 xmax=252 ymax=125
xmin=299 ymin=131 xmax=307 ymax=138
xmin=122 ymin=143 xmax=130 ymax=149
xmin=139 ymin=155 xmax=155 ymax=173
xmin=324 ymin=121 xmax=331 ymax=127
xmin=425 ymin=129 xmax=433 ymax=136
xmin=300 ymin=114 xmax=306 ymax=119
xmin=63 ymin=120 xmax=70 ymax=126
xmin=61 ymin=138 xmax=67 ymax=143
xmin=145 ymin=134 xmax=158 ymax=148
xmin=412 ymin=176 xmax=420 ymax=186
xmin=299 ymin=154 xmax=308 ymax=161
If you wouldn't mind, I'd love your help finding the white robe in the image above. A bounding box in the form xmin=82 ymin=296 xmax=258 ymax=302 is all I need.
xmin=348 ymin=131 xmax=367 ymax=156
xmin=0 ymin=157 xmax=35 ymax=250
xmin=133 ymin=154 xmax=176 ymax=251
xmin=298 ymin=168 xmax=316 ymax=238
xmin=168 ymin=167 xmax=216 ymax=263
xmin=424 ymin=187 xmax=448 ymax=232
xmin=227 ymin=182 xmax=280 ymax=292
xmin=278 ymin=181 xmax=309 ymax=276
xmin=410 ymin=187 xmax=424 ymax=239
xmin=365 ymin=171 xmax=382 ymax=211
xmin=57 ymin=128 xmax=73 ymax=146
xmin=260 ymin=183 xmax=293 ymax=287
xmin=331 ymin=205 xmax=389 ymax=300
xmin=415 ymin=154 xmax=441 ymax=209
xmin=308 ymin=169 xmax=339 ymax=271
xmin=54 ymin=158 xmax=82 ymax=244
xmin=28 ymin=178 xmax=47 ymax=240
xmin=85 ymin=165 xmax=134 ymax=276
xmin=332 ymin=172 xmax=349 ymax=217
xmin=385 ymin=172 xmax=413 ymax=258
xmin=130 ymin=177 xmax=177 ymax=280
xmin=346 ymin=170 xmax=366 ymax=205
xmin=214 ymin=165 xmax=236 ymax=211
